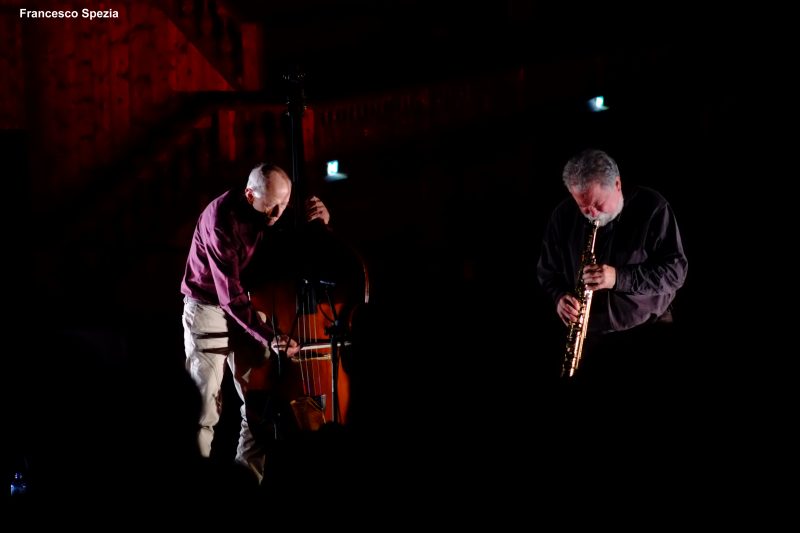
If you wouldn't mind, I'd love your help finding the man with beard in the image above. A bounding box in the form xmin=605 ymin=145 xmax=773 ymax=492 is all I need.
xmin=537 ymin=149 xmax=688 ymax=397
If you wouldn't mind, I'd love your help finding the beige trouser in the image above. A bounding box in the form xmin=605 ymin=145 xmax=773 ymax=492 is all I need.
xmin=182 ymin=298 xmax=271 ymax=482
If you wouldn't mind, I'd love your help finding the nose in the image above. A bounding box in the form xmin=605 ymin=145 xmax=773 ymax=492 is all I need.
xmin=584 ymin=207 xmax=598 ymax=217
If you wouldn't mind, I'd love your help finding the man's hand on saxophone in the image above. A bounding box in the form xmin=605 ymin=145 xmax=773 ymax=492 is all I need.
xmin=557 ymin=263 xmax=617 ymax=326
xmin=557 ymin=294 xmax=582 ymax=326
xmin=582 ymin=263 xmax=616 ymax=291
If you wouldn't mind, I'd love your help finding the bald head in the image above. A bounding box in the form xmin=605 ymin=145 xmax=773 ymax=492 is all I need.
xmin=245 ymin=163 xmax=292 ymax=226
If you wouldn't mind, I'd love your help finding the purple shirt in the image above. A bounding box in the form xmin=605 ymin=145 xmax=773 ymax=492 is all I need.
xmin=181 ymin=190 xmax=275 ymax=346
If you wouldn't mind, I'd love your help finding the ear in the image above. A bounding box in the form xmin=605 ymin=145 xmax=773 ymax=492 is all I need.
xmin=615 ymin=176 xmax=621 ymax=191
xmin=244 ymin=188 xmax=255 ymax=204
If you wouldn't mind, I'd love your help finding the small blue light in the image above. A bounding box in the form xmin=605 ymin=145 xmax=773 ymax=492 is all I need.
xmin=588 ymin=96 xmax=609 ymax=112
xmin=325 ymin=159 xmax=348 ymax=182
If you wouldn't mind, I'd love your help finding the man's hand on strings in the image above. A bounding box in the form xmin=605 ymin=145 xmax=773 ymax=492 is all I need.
xmin=271 ymin=334 xmax=300 ymax=358
xmin=306 ymin=196 xmax=330 ymax=225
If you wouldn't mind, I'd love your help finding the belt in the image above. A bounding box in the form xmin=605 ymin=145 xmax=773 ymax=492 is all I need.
xmin=183 ymin=295 xmax=216 ymax=306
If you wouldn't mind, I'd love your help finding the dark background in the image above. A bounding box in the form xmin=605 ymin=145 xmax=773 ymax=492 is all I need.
xmin=4 ymin=0 xmax=784 ymax=522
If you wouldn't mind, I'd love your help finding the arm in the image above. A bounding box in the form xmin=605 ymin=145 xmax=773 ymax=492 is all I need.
xmin=536 ymin=215 xmax=571 ymax=307
xmin=205 ymin=226 xmax=276 ymax=348
xmin=614 ymin=203 xmax=688 ymax=296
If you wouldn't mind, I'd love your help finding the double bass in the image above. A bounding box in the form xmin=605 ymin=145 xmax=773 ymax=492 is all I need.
xmin=246 ymin=71 xmax=369 ymax=436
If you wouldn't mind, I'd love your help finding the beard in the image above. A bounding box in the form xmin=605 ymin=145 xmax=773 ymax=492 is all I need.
xmin=585 ymin=195 xmax=624 ymax=227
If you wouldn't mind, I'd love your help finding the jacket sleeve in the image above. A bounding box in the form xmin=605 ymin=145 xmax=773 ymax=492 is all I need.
xmin=537 ymin=213 xmax=571 ymax=306
xmin=614 ymin=203 xmax=688 ymax=295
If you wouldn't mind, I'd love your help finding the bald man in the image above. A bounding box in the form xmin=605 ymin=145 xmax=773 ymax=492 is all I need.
xmin=181 ymin=162 xmax=329 ymax=482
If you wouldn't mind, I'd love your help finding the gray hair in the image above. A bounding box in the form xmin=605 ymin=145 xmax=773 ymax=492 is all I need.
xmin=562 ymin=149 xmax=619 ymax=191
xmin=246 ymin=162 xmax=285 ymax=198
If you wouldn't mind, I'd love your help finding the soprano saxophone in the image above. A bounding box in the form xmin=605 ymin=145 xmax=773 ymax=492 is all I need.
xmin=561 ymin=220 xmax=600 ymax=379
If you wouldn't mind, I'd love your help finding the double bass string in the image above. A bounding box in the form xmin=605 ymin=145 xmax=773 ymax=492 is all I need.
xmin=308 ymin=284 xmax=324 ymax=404
xmin=294 ymin=278 xmax=325 ymax=407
